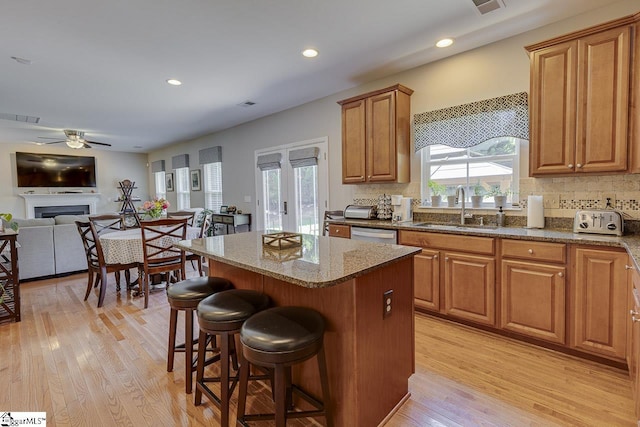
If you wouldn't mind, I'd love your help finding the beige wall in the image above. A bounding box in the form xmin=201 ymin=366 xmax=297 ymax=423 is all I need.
xmin=0 ymin=143 xmax=149 ymax=218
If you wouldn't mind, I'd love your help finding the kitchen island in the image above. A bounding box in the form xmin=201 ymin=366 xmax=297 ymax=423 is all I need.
xmin=176 ymin=231 xmax=421 ymax=426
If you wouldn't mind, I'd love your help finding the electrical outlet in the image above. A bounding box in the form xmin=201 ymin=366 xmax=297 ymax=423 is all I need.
xmin=602 ymin=193 xmax=616 ymax=208
xmin=383 ymin=290 xmax=393 ymax=319
xmin=543 ymin=194 xmax=559 ymax=209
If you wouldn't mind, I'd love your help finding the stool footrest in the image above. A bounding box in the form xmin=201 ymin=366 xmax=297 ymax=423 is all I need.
xmin=238 ymin=383 xmax=326 ymax=424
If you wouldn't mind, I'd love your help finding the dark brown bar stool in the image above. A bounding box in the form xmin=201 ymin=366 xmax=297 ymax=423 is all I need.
xmin=194 ymin=289 xmax=271 ymax=427
xmin=166 ymin=276 xmax=233 ymax=394
xmin=236 ymin=306 xmax=333 ymax=427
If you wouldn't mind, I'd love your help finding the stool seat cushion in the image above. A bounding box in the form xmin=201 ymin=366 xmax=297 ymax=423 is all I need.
xmin=198 ymin=289 xmax=270 ymax=328
xmin=167 ymin=276 xmax=233 ymax=302
xmin=241 ymin=306 xmax=324 ymax=353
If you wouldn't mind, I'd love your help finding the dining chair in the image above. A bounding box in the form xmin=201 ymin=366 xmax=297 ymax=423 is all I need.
xmin=140 ymin=218 xmax=188 ymax=309
xmin=186 ymin=213 xmax=211 ymax=276
xmin=322 ymin=210 xmax=344 ymax=236
xmin=75 ymin=220 xmax=138 ymax=308
xmin=89 ymin=213 xmax=127 ymax=233
xmin=167 ymin=210 xmax=196 ymax=227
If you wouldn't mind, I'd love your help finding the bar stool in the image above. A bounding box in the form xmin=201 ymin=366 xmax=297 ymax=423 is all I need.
xmin=194 ymin=289 xmax=271 ymax=427
xmin=237 ymin=306 xmax=333 ymax=427
xmin=166 ymin=276 xmax=233 ymax=394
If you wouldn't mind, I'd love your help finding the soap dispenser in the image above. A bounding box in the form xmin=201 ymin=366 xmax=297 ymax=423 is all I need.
xmin=496 ymin=206 xmax=505 ymax=227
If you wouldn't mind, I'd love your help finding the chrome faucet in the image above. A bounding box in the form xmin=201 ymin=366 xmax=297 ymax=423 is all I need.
xmin=455 ymin=185 xmax=474 ymax=225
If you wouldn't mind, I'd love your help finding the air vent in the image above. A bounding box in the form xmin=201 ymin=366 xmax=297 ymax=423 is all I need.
xmin=472 ymin=0 xmax=503 ymax=14
xmin=238 ymin=101 xmax=256 ymax=107
xmin=0 ymin=113 xmax=40 ymax=123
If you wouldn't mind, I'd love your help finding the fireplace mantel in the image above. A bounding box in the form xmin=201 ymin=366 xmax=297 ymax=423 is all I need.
xmin=20 ymin=193 xmax=102 ymax=219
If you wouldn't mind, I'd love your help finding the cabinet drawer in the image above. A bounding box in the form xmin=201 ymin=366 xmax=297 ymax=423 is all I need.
xmin=222 ymin=216 xmax=234 ymax=224
xmin=501 ymin=239 xmax=566 ymax=263
xmin=398 ymin=230 xmax=494 ymax=255
xmin=211 ymin=215 xmax=224 ymax=222
xmin=328 ymin=224 xmax=350 ymax=239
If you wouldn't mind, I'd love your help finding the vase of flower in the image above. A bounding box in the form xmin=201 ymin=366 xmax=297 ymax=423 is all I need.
xmin=140 ymin=198 xmax=170 ymax=220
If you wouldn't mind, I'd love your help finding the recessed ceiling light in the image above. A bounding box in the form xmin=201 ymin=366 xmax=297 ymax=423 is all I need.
xmin=436 ymin=38 xmax=454 ymax=48
xmin=166 ymin=79 xmax=182 ymax=86
xmin=302 ymin=48 xmax=318 ymax=58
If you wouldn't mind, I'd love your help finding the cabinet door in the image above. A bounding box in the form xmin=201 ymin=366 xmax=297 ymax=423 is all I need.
xmin=366 ymin=91 xmax=396 ymax=182
xmin=443 ymin=252 xmax=495 ymax=326
xmin=529 ymin=41 xmax=577 ymax=175
xmin=575 ymin=26 xmax=630 ymax=173
xmin=328 ymin=224 xmax=350 ymax=239
xmin=341 ymin=99 xmax=367 ymax=183
xmin=414 ymin=249 xmax=440 ymax=312
xmin=572 ymin=247 xmax=627 ymax=360
xmin=501 ymin=260 xmax=566 ymax=344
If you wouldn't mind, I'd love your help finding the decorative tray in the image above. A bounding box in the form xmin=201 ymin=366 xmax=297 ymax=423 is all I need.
xmin=262 ymin=232 xmax=302 ymax=250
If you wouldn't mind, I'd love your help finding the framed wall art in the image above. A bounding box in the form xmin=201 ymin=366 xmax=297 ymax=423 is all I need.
xmin=166 ymin=172 xmax=174 ymax=192
xmin=190 ymin=169 xmax=201 ymax=191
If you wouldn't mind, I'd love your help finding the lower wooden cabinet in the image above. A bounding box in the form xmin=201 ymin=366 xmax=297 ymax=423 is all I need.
xmin=413 ymin=249 xmax=440 ymax=312
xmin=328 ymin=224 xmax=350 ymax=239
xmin=443 ymin=252 xmax=495 ymax=326
xmin=571 ymin=246 xmax=628 ymax=361
xmin=500 ymin=259 xmax=566 ymax=344
xmin=628 ymin=263 xmax=640 ymax=419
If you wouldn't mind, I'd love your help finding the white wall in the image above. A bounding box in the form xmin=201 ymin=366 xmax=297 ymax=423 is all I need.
xmin=148 ymin=0 xmax=639 ymax=219
xmin=0 ymin=143 xmax=149 ymax=218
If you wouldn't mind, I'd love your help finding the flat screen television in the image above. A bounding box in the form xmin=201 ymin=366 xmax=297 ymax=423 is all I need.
xmin=16 ymin=152 xmax=97 ymax=187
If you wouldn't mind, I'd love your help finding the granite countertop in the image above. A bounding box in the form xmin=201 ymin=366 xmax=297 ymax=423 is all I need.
xmin=329 ymin=218 xmax=640 ymax=270
xmin=175 ymin=231 xmax=421 ymax=288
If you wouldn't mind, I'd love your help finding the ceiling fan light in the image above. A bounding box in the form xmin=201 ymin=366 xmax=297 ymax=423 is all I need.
xmin=66 ymin=139 xmax=84 ymax=149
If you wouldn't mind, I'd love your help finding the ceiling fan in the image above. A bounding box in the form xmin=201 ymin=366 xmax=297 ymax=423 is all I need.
xmin=37 ymin=129 xmax=112 ymax=149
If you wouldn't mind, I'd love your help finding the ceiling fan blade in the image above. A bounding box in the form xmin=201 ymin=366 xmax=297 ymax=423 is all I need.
xmin=82 ymin=142 xmax=92 ymax=149
xmin=38 ymin=136 xmax=64 ymax=140
xmin=84 ymin=140 xmax=112 ymax=147
xmin=44 ymin=140 xmax=65 ymax=144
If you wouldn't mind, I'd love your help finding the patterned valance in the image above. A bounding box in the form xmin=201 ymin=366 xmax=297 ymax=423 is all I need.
xmin=413 ymin=92 xmax=529 ymax=152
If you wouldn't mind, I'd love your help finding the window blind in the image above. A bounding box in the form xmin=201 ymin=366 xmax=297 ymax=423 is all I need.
xmin=256 ymin=153 xmax=282 ymax=171
xmin=175 ymin=167 xmax=190 ymax=209
xmin=203 ymin=162 xmax=223 ymax=212
xmin=288 ymin=147 xmax=319 ymax=168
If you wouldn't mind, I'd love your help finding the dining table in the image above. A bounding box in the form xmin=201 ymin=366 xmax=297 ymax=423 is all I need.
xmin=100 ymin=226 xmax=201 ymax=265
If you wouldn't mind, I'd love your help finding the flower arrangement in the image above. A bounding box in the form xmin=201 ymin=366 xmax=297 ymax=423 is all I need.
xmin=140 ymin=197 xmax=170 ymax=219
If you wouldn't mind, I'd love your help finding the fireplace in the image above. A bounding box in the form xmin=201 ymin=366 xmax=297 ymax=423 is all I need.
xmin=34 ymin=205 xmax=90 ymax=218
xmin=20 ymin=193 xmax=101 ymax=219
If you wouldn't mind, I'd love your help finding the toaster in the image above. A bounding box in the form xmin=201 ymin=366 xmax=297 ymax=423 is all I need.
xmin=573 ymin=209 xmax=623 ymax=236
xmin=344 ymin=205 xmax=377 ymax=220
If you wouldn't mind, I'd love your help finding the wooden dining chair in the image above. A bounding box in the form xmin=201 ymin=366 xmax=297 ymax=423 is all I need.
xmin=167 ymin=210 xmax=196 ymax=227
xmin=75 ymin=220 xmax=138 ymax=308
xmin=89 ymin=213 xmax=127 ymax=233
xmin=322 ymin=210 xmax=344 ymax=236
xmin=186 ymin=213 xmax=211 ymax=276
xmin=140 ymin=218 xmax=188 ymax=309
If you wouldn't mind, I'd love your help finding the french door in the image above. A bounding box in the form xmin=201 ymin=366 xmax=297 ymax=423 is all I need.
xmin=255 ymin=138 xmax=328 ymax=235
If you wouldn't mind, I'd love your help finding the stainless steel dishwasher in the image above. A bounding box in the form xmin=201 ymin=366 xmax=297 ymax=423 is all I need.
xmin=350 ymin=226 xmax=397 ymax=244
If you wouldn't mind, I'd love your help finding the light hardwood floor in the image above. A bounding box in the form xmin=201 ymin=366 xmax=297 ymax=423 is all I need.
xmin=1 ymin=271 xmax=636 ymax=426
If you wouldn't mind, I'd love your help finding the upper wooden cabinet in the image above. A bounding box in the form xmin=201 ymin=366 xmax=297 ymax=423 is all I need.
xmin=527 ymin=16 xmax=636 ymax=176
xmin=338 ymin=84 xmax=413 ymax=184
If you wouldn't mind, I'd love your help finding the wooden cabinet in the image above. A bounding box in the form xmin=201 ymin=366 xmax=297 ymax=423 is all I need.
xmin=628 ymin=260 xmax=640 ymax=420
xmin=328 ymin=224 xmax=350 ymax=239
xmin=571 ymin=246 xmax=628 ymax=361
xmin=500 ymin=240 xmax=567 ymax=344
xmin=413 ymin=249 xmax=440 ymax=312
xmin=527 ymin=20 xmax=632 ymax=176
xmin=443 ymin=251 xmax=495 ymax=326
xmin=399 ymin=230 xmax=496 ymax=326
xmin=338 ymin=84 xmax=413 ymax=184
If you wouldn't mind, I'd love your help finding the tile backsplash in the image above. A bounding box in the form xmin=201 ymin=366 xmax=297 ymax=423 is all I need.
xmin=350 ymin=174 xmax=640 ymax=221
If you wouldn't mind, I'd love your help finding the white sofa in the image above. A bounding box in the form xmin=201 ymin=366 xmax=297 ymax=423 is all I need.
xmin=13 ymin=215 xmax=89 ymax=281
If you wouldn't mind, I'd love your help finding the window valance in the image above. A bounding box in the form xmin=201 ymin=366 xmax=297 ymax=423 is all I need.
xmin=256 ymin=153 xmax=282 ymax=171
xmin=151 ymin=160 xmax=165 ymax=173
xmin=199 ymin=146 xmax=222 ymax=164
xmin=289 ymin=147 xmax=319 ymax=168
xmin=413 ymin=92 xmax=529 ymax=151
xmin=171 ymin=154 xmax=189 ymax=169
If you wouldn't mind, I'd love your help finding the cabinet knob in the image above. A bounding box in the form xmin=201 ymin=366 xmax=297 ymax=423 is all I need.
xmin=434 ymin=255 xmax=439 ymax=260
xmin=528 ymin=249 xmax=534 ymax=254
xmin=558 ymin=272 xmax=564 ymax=277
xmin=633 ymin=316 xmax=640 ymax=323
xmin=444 ymin=257 xmax=449 ymax=262
xmin=567 ymin=164 xmax=573 ymax=169
xmin=631 ymin=309 xmax=639 ymax=316
xmin=576 ymin=163 xmax=583 ymax=168
xmin=625 ymin=265 xmax=635 ymax=270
